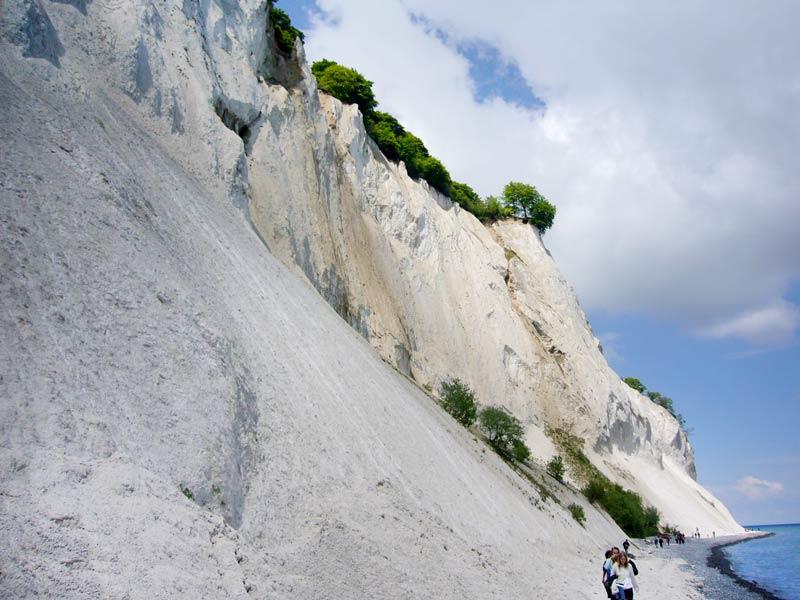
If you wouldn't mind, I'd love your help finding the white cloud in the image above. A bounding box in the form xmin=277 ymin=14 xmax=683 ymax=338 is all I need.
xmin=702 ymin=301 xmax=800 ymax=346
xmin=734 ymin=476 xmax=784 ymax=501
xmin=302 ymin=0 xmax=800 ymax=346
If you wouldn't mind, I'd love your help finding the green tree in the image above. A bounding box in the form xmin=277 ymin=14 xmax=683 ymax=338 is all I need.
xmin=439 ymin=378 xmax=478 ymax=428
xmin=418 ymin=156 xmax=452 ymax=195
xmin=623 ymin=377 xmax=646 ymax=394
xmin=483 ymin=195 xmax=514 ymax=220
xmin=530 ymin=198 xmax=556 ymax=233
xmin=365 ymin=119 xmax=400 ymax=160
xmin=450 ymin=181 xmax=482 ymax=212
xmin=313 ymin=62 xmax=377 ymax=114
xmin=502 ymin=181 xmax=556 ymax=232
xmin=479 ymin=406 xmax=529 ymax=460
xmin=397 ymin=132 xmax=428 ymax=179
xmin=546 ymin=455 xmax=566 ymax=482
xmin=511 ymin=438 xmax=531 ymax=462
xmin=310 ymin=58 xmax=337 ymax=79
xmin=269 ymin=7 xmax=304 ymax=54
xmin=582 ymin=478 xmax=606 ymax=503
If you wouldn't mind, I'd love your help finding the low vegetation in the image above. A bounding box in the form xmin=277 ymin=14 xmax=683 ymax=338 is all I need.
xmin=546 ymin=455 xmax=565 ymax=482
xmin=309 ymin=59 xmax=556 ymax=229
xmin=549 ymin=427 xmax=661 ymax=537
xmin=439 ymin=378 xmax=478 ymax=427
xmin=179 ymin=484 xmax=194 ymax=501
xmin=479 ymin=405 xmax=530 ymax=461
xmin=581 ymin=478 xmax=660 ymax=537
xmin=568 ymin=503 xmax=586 ymax=525
xmin=623 ymin=377 xmax=688 ymax=431
xmin=268 ymin=4 xmax=304 ymax=54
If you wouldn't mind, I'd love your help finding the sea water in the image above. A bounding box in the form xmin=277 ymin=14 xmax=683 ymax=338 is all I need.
xmin=724 ymin=523 xmax=800 ymax=599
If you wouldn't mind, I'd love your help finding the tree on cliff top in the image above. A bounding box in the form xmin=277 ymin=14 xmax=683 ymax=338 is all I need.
xmin=623 ymin=377 xmax=646 ymax=393
xmin=269 ymin=6 xmax=304 ymax=54
xmin=503 ymin=181 xmax=556 ymax=233
xmin=312 ymin=60 xmax=377 ymax=114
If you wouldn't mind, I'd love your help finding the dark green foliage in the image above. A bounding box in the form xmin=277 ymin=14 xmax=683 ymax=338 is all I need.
xmin=644 ymin=506 xmax=661 ymax=533
xmin=581 ymin=478 xmax=659 ymax=537
xmin=312 ymin=61 xmax=377 ymax=114
xmin=450 ymin=181 xmax=481 ymax=210
xmin=269 ymin=7 xmax=304 ymax=54
xmin=397 ymin=132 xmax=428 ymax=179
xmin=568 ymin=503 xmax=586 ymax=525
xmin=449 ymin=186 xmax=513 ymax=221
xmin=479 ymin=406 xmax=530 ymax=461
xmin=310 ymin=58 xmax=557 ymax=225
xmin=546 ymin=455 xmax=565 ymax=482
xmin=418 ymin=156 xmax=452 ymax=195
xmin=646 ymin=390 xmax=687 ymax=431
xmin=310 ymin=58 xmax=337 ymax=79
xmin=180 ymin=484 xmax=194 ymax=501
xmin=623 ymin=377 xmax=646 ymax=393
xmin=530 ymin=199 xmax=556 ymax=232
xmin=502 ymin=181 xmax=556 ymax=232
xmin=582 ymin=478 xmax=606 ymax=503
xmin=511 ymin=438 xmax=531 ymax=462
xmin=439 ymin=378 xmax=478 ymax=427
xmin=365 ymin=111 xmax=406 ymax=160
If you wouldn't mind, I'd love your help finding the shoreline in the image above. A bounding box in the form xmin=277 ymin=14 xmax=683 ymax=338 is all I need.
xmin=706 ymin=532 xmax=783 ymax=600
xmin=637 ymin=532 xmax=782 ymax=600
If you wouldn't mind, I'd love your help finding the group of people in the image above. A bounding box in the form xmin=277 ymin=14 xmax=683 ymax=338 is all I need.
xmin=601 ymin=541 xmax=639 ymax=599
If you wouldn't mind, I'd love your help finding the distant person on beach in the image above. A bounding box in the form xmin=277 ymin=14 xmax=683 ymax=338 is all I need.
xmin=659 ymin=537 xmax=664 ymax=548
xmin=623 ymin=539 xmax=630 ymax=553
xmin=611 ymin=552 xmax=639 ymax=599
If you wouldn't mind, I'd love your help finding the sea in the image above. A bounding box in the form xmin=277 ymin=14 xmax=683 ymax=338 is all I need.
xmin=724 ymin=523 xmax=800 ymax=600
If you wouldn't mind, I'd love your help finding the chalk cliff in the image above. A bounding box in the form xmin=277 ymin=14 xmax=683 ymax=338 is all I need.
xmin=0 ymin=1 xmax=739 ymax=598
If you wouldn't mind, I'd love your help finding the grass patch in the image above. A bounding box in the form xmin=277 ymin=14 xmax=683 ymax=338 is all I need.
xmin=568 ymin=503 xmax=586 ymax=525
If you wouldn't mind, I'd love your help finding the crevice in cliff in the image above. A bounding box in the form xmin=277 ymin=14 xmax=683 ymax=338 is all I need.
xmin=213 ymin=98 xmax=259 ymax=149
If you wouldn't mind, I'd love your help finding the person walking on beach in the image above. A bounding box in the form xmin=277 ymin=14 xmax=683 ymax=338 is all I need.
xmin=659 ymin=536 xmax=663 ymax=548
xmin=611 ymin=553 xmax=639 ymax=599
xmin=602 ymin=550 xmax=614 ymax=598
xmin=622 ymin=539 xmax=630 ymax=553
xmin=602 ymin=547 xmax=621 ymax=598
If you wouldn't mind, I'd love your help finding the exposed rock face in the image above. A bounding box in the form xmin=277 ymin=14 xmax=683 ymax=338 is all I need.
xmin=246 ymin=44 xmax=740 ymax=534
xmin=0 ymin=0 xmax=739 ymax=597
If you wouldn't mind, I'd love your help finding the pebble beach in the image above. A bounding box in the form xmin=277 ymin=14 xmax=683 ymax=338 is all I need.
xmin=635 ymin=533 xmax=780 ymax=600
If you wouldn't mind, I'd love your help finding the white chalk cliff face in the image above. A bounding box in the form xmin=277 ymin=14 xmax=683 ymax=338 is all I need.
xmin=0 ymin=0 xmax=739 ymax=598
xmin=246 ymin=19 xmax=741 ymax=535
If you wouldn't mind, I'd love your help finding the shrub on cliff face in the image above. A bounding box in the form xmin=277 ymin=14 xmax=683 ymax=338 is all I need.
xmin=479 ymin=406 xmax=530 ymax=461
xmin=269 ymin=7 xmax=304 ymax=54
xmin=439 ymin=378 xmax=477 ymax=427
xmin=546 ymin=455 xmax=565 ymax=482
xmin=581 ymin=477 xmax=659 ymax=537
xmin=568 ymin=503 xmax=586 ymax=525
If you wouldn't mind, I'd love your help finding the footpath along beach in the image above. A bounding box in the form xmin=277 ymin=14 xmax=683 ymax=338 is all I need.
xmin=635 ymin=532 xmax=781 ymax=600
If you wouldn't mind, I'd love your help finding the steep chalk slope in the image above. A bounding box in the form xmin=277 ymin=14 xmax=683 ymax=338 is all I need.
xmin=245 ymin=45 xmax=741 ymax=534
xmin=0 ymin=2 xmax=679 ymax=599
xmin=0 ymin=1 xmax=734 ymax=597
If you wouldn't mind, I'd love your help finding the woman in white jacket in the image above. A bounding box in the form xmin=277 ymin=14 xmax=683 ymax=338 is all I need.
xmin=611 ymin=552 xmax=639 ymax=599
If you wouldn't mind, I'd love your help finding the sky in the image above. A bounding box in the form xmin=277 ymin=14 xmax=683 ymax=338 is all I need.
xmin=279 ymin=0 xmax=800 ymax=525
